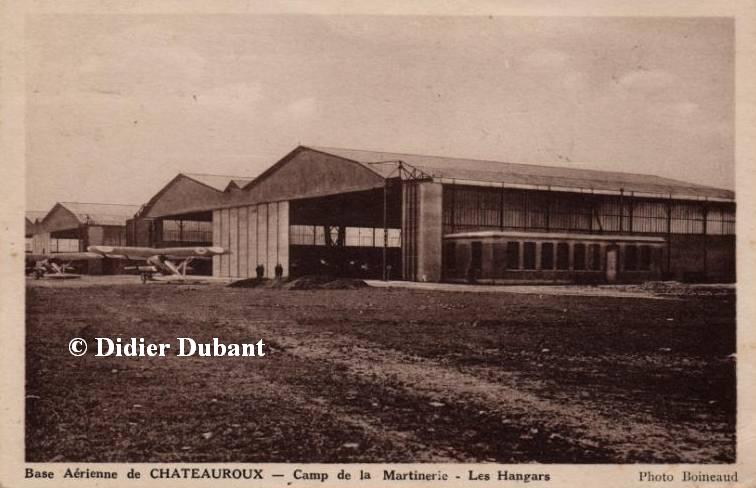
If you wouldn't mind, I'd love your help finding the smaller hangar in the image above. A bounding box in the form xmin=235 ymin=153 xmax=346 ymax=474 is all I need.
xmin=126 ymin=173 xmax=255 ymax=275
xmin=32 ymin=202 xmax=139 ymax=273
xmin=25 ymin=211 xmax=47 ymax=253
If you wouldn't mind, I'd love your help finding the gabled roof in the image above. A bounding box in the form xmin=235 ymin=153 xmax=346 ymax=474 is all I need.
xmin=136 ymin=172 xmax=257 ymax=218
xmin=183 ymin=173 xmax=255 ymax=192
xmin=47 ymin=202 xmax=140 ymax=227
xmin=25 ymin=210 xmax=48 ymax=224
xmin=306 ymin=146 xmax=734 ymax=201
xmin=26 ymin=210 xmax=47 ymax=236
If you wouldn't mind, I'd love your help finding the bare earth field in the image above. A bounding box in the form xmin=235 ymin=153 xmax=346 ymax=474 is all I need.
xmin=25 ymin=279 xmax=735 ymax=463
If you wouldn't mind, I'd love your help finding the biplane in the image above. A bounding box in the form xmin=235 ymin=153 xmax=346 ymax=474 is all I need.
xmin=25 ymin=252 xmax=103 ymax=279
xmin=87 ymin=245 xmax=227 ymax=283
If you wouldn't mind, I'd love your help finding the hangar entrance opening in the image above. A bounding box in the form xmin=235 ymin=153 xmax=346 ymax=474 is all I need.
xmin=143 ymin=211 xmax=214 ymax=275
xmin=289 ymin=185 xmax=402 ymax=280
xmin=49 ymin=228 xmax=81 ymax=253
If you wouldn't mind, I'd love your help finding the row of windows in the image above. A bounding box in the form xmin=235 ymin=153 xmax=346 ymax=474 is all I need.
xmin=443 ymin=187 xmax=736 ymax=235
xmin=446 ymin=241 xmax=654 ymax=272
xmin=50 ymin=238 xmax=80 ymax=253
xmin=161 ymin=219 xmax=213 ymax=243
xmin=290 ymin=225 xmax=401 ymax=248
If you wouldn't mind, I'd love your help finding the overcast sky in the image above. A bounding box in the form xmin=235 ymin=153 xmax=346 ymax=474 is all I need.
xmin=25 ymin=15 xmax=734 ymax=211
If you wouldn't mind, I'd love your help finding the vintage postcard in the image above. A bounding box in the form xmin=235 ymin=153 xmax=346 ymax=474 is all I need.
xmin=1 ymin=0 xmax=754 ymax=487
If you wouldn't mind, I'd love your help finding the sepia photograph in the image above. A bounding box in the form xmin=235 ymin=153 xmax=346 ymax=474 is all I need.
xmin=3 ymin=2 xmax=754 ymax=486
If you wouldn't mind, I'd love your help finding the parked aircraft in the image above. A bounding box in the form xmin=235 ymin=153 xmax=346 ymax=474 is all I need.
xmin=87 ymin=245 xmax=226 ymax=283
xmin=25 ymin=252 xmax=102 ymax=279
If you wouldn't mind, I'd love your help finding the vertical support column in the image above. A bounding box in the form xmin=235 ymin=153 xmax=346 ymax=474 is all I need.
xmin=229 ymin=208 xmax=239 ymax=278
xmin=415 ymin=181 xmax=443 ymax=282
xmin=382 ymin=179 xmax=388 ymax=281
xmin=666 ymin=197 xmax=673 ymax=275
xmin=517 ymin=241 xmax=524 ymax=270
xmin=212 ymin=210 xmax=221 ymax=277
xmin=220 ymin=208 xmax=230 ymax=277
xmin=702 ymin=201 xmax=708 ymax=279
xmin=401 ymin=181 xmax=416 ymax=281
xmin=238 ymin=206 xmax=248 ymax=278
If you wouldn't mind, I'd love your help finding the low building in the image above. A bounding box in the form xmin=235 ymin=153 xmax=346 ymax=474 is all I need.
xmin=32 ymin=202 xmax=139 ymax=273
xmin=25 ymin=211 xmax=48 ymax=253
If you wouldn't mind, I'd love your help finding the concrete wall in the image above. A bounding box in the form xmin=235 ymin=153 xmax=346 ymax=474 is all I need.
xmin=213 ymin=202 xmax=289 ymax=279
xmin=415 ymin=182 xmax=443 ymax=282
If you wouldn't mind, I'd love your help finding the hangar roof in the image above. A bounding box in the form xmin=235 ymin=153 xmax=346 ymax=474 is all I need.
xmin=307 ymin=146 xmax=734 ymax=201
xmin=183 ymin=173 xmax=255 ymax=192
xmin=43 ymin=202 xmax=140 ymax=229
xmin=26 ymin=211 xmax=47 ymax=235
xmin=26 ymin=210 xmax=48 ymax=224
xmin=137 ymin=173 xmax=257 ymax=218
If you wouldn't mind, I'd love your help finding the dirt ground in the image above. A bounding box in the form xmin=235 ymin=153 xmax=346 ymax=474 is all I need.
xmin=25 ymin=278 xmax=735 ymax=463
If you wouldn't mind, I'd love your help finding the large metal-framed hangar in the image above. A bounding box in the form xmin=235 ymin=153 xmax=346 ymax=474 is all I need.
xmin=127 ymin=145 xmax=735 ymax=283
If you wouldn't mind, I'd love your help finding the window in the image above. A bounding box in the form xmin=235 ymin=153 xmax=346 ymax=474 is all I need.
xmin=639 ymin=245 xmax=651 ymax=271
xmin=290 ymin=224 xmax=316 ymax=245
xmin=506 ymin=241 xmax=520 ymax=269
xmin=624 ymin=245 xmax=638 ymax=271
xmin=574 ymin=243 xmax=586 ymax=270
xmin=556 ymin=243 xmax=569 ymax=270
xmin=291 ymin=226 xmax=400 ymax=248
xmin=444 ymin=242 xmax=456 ymax=269
xmin=345 ymin=227 xmax=376 ymax=247
xmin=589 ymin=244 xmax=601 ymax=271
xmin=523 ymin=242 xmax=536 ymax=269
xmin=541 ymin=242 xmax=554 ymax=270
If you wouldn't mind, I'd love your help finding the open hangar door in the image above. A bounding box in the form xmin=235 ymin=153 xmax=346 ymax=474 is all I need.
xmin=288 ymin=183 xmax=402 ymax=280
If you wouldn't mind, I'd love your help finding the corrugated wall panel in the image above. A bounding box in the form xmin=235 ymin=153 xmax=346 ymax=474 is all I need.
xmin=267 ymin=203 xmax=278 ymax=278
xmin=248 ymin=206 xmax=258 ymax=274
xmin=238 ymin=206 xmax=249 ymax=278
xmin=212 ymin=210 xmax=221 ymax=277
xmin=258 ymin=204 xmax=268 ymax=277
xmin=229 ymin=207 xmax=239 ymax=277
xmin=277 ymin=201 xmax=290 ymax=277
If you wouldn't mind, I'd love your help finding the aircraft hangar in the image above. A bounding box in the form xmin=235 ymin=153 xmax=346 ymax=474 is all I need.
xmin=31 ymin=202 xmax=140 ymax=273
xmin=186 ymin=145 xmax=735 ymax=284
xmin=126 ymin=173 xmax=255 ymax=275
xmin=25 ymin=211 xmax=47 ymax=253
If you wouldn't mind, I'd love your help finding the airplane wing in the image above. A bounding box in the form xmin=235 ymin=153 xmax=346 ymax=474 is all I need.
xmin=87 ymin=245 xmax=226 ymax=260
xmin=26 ymin=252 xmax=104 ymax=261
